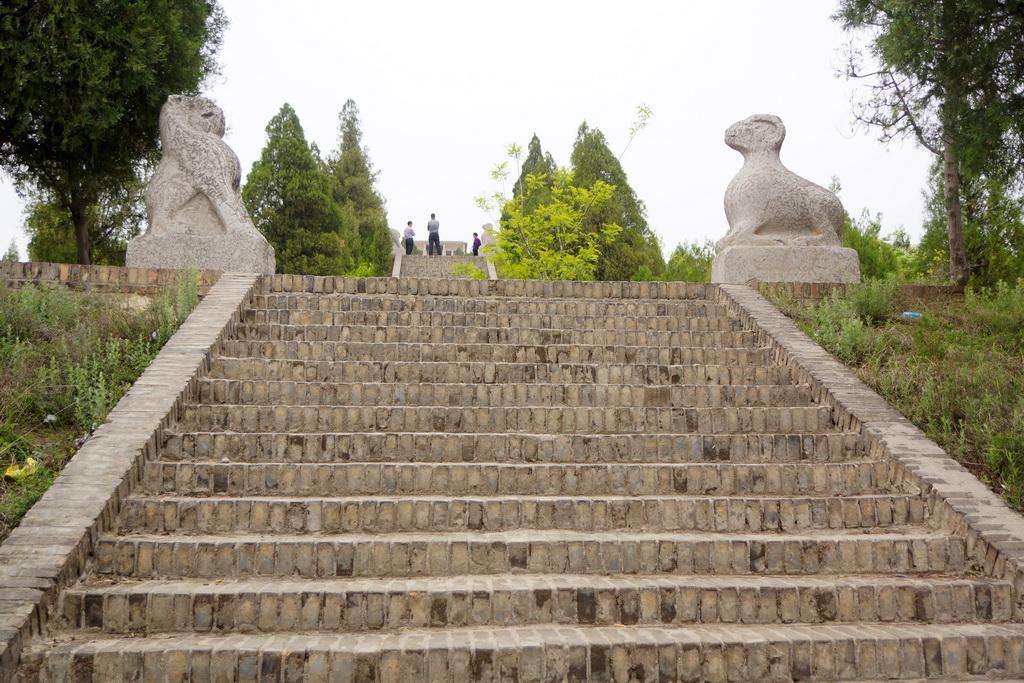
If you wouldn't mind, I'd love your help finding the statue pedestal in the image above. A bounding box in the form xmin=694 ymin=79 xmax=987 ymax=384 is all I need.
xmin=711 ymin=245 xmax=860 ymax=284
xmin=126 ymin=233 xmax=275 ymax=274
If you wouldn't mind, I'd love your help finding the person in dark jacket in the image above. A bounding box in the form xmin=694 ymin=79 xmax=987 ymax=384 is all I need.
xmin=472 ymin=232 xmax=482 ymax=256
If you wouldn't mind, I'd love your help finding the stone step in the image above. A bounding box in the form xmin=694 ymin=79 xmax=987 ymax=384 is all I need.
xmin=61 ymin=574 xmax=1012 ymax=635
xmin=120 ymin=493 xmax=925 ymax=535
xmin=232 ymin=323 xmax=762 ymax=348
xmin=248 ymin=293 xmax=732 ymax=317
xmin=142 ymin=460 xmax=898 ymax=497
xmin=258 ymin=274 xmax=714 ymax=300
xmin=192 ymin=379 xmax=815 ymax=408
xmin=208 ymin=358 xmax=797 ymax=386
xmin=241 ymin=307 xmax=752 ymax=332
xmin=400 ymin=255 xmax=490 ymax=278
xmin=217 ymin=339 xmax=772 ymax=365
xmin=28 ymin=626 xmax=1024 ymax=683
xmin=95 ymin=529 xmax=965 ymax=579
xmin=160 ymin=431 xmax=865 ymax=464
xmin=31 ymin=622 xmax=1024 ymax=682
xmin=176 ymin=404 xmax=836 ymax=435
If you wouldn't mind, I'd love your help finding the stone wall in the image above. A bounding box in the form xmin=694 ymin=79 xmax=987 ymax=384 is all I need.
xmin=0 ymin=262 xmax=221 ymax=297
xmin=757 ymin=281 xmax=963 ymax=304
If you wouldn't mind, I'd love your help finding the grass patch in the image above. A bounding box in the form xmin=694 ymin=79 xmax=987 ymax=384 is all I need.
xmin=768 ymin=280 xmax=1024 ymax=508
xmin=0 ymin=273 xmax=199 ymax=540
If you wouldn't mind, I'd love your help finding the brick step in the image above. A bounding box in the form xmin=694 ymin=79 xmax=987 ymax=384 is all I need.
xmin=96 ymin=528 xmax=965 ymax=579
xmin=192 ymin=379 xmax=815 ymax=408
xmin=160 ymin=431 xmax=865 ymax=464
xmin=60 ymin=574 xmax=1012 ymax=636
xmin=241 ymin=307 xmax=752 ymax=332
xmin=176 ymin=404 xmax=835 ymax=435
xmin=208 ymin=358 xmax=797 ymax=386
xmin=232 ymin=323 xmax=761 ymax=348
xmin=143 ymin=460 xmax=899 ymax=498
xmin=258 ymin=275 xmax=715 ymax=300
xmin=32 ymin=621 xmax=1024 ymax=682
xmin=120 ymin=493 xmax=925 ymax=535
xmin=217 ymin=339 xmax=772 ymax=365
xmin=29 ymin=621 xmax=1024 ymax=682
xmin=248 ymin=293 xmax=732 ymax=317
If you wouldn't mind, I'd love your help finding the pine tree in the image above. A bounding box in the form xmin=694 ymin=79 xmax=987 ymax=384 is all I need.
xmin=513 ymin=134 xmax=557 ymax=199
xmin=326 ymin=100 xmax=392 ymax=276
xmin=2 ymin=239 xmax=18 ymax=262
xmin=243 ymin=104 xmax=355 ymax=276
xmin=570 ymin=123 xmax=664 ymax=281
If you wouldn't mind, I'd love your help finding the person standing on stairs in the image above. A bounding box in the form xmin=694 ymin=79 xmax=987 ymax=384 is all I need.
xmin=427 ymin=213 xmax=441 ymax=256
xmin=472 ymin=232 xmax=482 ymax=256
xmin=403 ymin=221 xmax=415 ymax=255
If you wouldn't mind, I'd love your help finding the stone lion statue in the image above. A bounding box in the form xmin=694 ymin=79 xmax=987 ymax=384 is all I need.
xmin=717 ymin=114 xmax=845 ymax=252
xmin=127 ymin=95 xmax=275 ymax=273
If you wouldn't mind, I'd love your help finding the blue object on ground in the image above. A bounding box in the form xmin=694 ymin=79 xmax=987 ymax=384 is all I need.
xmin=900 ymin=311 xmax=923 ymax=321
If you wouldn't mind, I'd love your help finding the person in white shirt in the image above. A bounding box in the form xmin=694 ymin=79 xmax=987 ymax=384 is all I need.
xmin=403 ymin=221 xmax=415 ymax=255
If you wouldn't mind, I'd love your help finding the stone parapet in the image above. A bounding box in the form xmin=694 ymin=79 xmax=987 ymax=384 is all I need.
xmin=758 ymin=281 xmax=964 ymax=303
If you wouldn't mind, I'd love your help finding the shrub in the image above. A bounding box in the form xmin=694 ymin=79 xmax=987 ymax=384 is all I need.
xmin=451 ymin=262 xmax=487 ymax=280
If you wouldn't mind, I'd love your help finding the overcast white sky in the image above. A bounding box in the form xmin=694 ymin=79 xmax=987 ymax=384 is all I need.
xmin=0 ymin=0 xmax=933 ymax=260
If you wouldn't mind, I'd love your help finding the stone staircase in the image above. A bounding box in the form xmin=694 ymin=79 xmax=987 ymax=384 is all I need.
xmin=21 ymin=278 xmax=1024 ymax=681
xmin=400 ymin=254 xmax=490 ymax=278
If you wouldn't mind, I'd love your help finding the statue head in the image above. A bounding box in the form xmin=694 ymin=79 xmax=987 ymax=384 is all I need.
xmin=724 ymin=114 xmax=786 ymax=155
xmin=161 ymin=94 xmax=226 ymax=138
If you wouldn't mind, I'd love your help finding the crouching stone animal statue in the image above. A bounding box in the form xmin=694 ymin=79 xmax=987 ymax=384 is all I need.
xmin=711 ymin=114 xmax=859 ymax=284
xmin=126 ymin=95 xmax=275 ymax=274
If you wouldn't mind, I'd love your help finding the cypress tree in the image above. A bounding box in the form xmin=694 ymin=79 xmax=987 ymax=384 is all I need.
xmin=570 ymin=123 xmax=664 ymax=280
xmin=327 ymin=100 xmax=392 ymax=275
xmin=513 ymin=134 xmax=557 ymax=198
xmin=243 ymin=104 xmax=355 ymax=275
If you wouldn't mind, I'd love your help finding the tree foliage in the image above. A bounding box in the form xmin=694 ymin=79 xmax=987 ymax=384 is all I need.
xmin=570 ymin=123 xmax=664 ymax=280
xmin=2 ymin=240 xmax=17 ymax=262
xmin=512 ymin=134 xmax=557 ymax=206
xmin=835 ymin=0 xmax=1024 ymax=284
xmin=243 ymin=104 xmax=355 ymax=276
xmin=325 ymin=100 xmax=393 ymax=276
xmin=0 ymin=0 xmax=225 ymax=264
xmin=919 ymin=162 xmax=1024 ymax=288
xmin=489 ymin=170 xmax=622 ymax=281
xmin=23 ymin=178 xmax=146 ymax=266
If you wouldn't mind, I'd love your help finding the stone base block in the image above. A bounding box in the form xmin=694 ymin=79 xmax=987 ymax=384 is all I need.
xmin=126 ymin=232 xmax=275 ymax=274
xmin=711 ymin=245 xmax=860 ymax=284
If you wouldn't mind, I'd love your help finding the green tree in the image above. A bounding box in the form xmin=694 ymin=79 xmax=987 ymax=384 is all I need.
xmin=841 ymin=211 xmax=920 ymax=281
xmin=918 ymin=161 xmax=1024 ymax=287
xmin=490 ymin=170 xmax=623 ymax=281
xmin=0 ymin=1 xmax=225 ymax=265
xmin=570 ymin=123 xmax=664 ymax=280
xmin=660 ymin=241 xmax=715 ymax=283
xmin=512 ymin=134 xmax=557 ymax=204
xmin=2 ymin=240 xmax=17 ymax=262
xmin=243 ymin=104 xmax=355 ymax=276
xmin=23 ymin=179 xmax=146 ymax=266
xmin=835 ymin=1 xmax=1024 ymax=285
xmin=326 ymin=100 xmax=392 ymax=276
